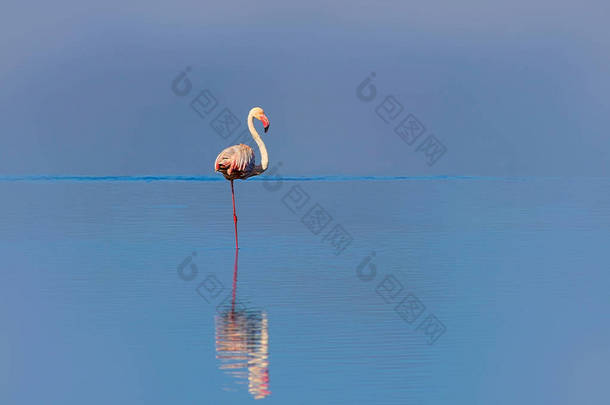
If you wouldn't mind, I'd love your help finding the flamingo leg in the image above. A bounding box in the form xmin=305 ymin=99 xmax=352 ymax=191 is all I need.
xmin=231 ymin=246 xmax=238 ymax=314
xmin=231 ymin=180 xmax=238 ymax=249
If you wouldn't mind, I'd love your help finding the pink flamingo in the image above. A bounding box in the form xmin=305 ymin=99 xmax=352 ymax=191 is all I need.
xmin=215 ymin=107 xmax=270 ymax=249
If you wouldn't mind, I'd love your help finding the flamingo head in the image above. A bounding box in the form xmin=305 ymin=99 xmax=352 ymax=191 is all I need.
xmin=251 ymin=107 xmax=270 ymax=133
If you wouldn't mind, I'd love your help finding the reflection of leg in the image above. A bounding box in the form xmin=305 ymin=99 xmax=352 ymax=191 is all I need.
xmin=231 ymin=180 xmax=238 ymax=249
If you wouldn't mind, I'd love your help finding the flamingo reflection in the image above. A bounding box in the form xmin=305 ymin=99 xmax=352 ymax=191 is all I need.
xmin=215 ymin=248 xmax=271 ymax=399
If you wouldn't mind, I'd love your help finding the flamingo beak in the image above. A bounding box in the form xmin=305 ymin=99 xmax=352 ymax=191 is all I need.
xmin=261 ymin=114 xmax=270 ymax=133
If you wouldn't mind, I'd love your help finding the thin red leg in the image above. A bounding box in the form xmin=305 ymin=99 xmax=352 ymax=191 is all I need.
xmin=231 ymin=180 xmax=238 ymax=250
xmin=231 ymin=246 xmax=238 ymax=313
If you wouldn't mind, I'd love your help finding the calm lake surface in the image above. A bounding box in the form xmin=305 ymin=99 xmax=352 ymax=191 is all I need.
xmin=2 ymin=177 xmax=609 ymax=404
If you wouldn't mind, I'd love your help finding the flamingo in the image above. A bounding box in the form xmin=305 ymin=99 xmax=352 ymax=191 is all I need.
xmin=214 ymin=107 xmax=270 ymax=249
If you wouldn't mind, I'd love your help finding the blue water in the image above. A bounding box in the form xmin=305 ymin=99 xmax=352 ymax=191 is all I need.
xmin=2 ymin=177 xmax=609 ymax=404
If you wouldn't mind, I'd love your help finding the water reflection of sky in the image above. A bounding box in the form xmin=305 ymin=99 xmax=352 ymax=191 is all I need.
xmin=2 ymin=178 xmax=610 ymax=404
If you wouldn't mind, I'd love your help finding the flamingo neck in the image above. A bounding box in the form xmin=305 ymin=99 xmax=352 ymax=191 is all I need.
xmin=248 ymin=111 xmax=268 ymax=172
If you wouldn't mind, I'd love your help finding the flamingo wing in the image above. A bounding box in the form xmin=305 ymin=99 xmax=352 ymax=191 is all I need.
xmin=214 ymin=144 xmax=256 ymax=177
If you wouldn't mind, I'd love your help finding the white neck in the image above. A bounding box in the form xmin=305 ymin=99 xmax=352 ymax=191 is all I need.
xmin=248 ymin=110 xmax=268 ymax=172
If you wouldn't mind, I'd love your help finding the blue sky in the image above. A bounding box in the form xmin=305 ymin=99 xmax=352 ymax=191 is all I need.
xmin=1 ymin=0 xmax=609 ymax=176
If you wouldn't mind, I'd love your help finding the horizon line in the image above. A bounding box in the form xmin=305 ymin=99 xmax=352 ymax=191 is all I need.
xmin=0 ymin=174 xmax=607 ymax=183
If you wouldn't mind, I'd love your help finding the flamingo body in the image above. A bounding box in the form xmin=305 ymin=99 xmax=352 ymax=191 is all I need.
xmin=214 ymin=143 xmax=256 ymax=180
